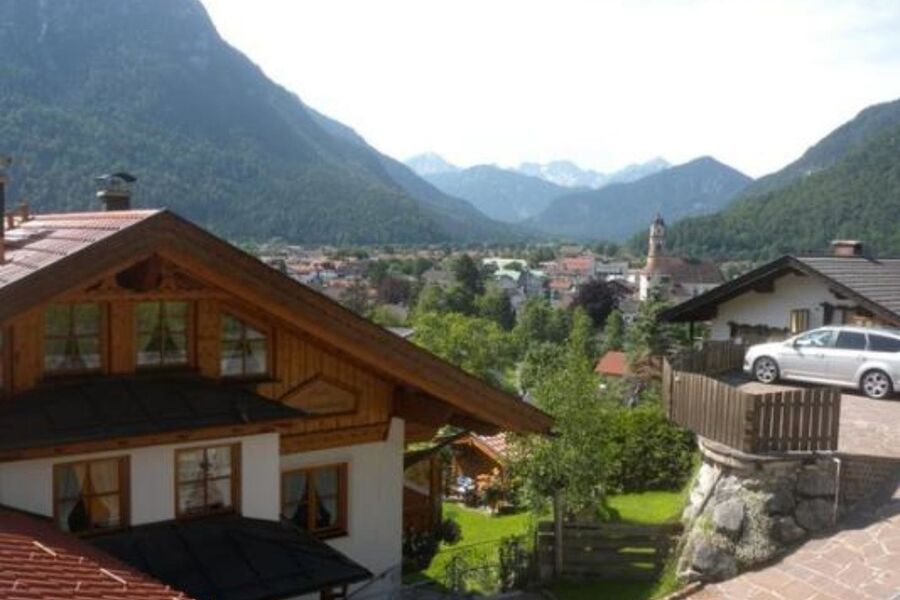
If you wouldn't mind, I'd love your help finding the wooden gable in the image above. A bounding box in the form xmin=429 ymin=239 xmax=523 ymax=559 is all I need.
xmin=0 ymin=210 xmax=553 ymax=453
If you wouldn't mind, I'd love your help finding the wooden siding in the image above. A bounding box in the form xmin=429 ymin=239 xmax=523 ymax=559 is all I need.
xmin=0 ymin=259 xmax=394 ymax=453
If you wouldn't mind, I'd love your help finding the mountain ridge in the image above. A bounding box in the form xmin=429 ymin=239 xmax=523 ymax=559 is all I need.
xmin=530 ymin=156 xmax=752 ymax=242
xmin=652 ymin=102 xmax=900 ymax=261
xmin=0 ymin=0 xmax=517 ymax=244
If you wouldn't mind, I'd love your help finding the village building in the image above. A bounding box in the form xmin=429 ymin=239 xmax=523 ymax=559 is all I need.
xmin=594 ymin=259 xmax=630 ymax=281
xmin=639 ymin=214 xmax=723 ymax=302
xmin=594 ymin=350 xmax=631 ymax=379
xmin=0 ymin=172 xmax=552 ymax=600
xmin=660 ymin=239 xmax=900 ymax=344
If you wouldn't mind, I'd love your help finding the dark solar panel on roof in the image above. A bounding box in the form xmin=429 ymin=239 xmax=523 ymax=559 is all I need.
xmin=0 ymin=376 xmax=304 ymax=452
xmin=90 ymin=515 xmax=372 ymax=600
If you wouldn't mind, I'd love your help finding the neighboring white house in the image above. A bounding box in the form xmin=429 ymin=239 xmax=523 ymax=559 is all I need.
xmin=660 ymin=240 xmax=900 ymax=344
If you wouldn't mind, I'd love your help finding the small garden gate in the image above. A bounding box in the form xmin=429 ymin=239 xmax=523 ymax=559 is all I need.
xmin=536 ymin=521 xmax=682 ymax=581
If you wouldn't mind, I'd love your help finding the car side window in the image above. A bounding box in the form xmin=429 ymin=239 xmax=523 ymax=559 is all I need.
xmin=794 ymin=330 xmax=834 ymax=348
xmin=834 ymin=331 xmax=867 ymax=350
xmin=868 ymin=335 xmax=900 ymax=353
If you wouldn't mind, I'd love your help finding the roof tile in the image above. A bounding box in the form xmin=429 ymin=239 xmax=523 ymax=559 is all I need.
xmin=0 ymin=508 xmax=191 ymax=600
xmin=0 ymin=211 xmax=159 ymax=288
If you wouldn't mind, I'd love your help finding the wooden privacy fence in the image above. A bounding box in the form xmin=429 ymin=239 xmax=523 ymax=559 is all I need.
xmin=663 ymin=353 xmax=842 ymax=454
xmin=536 ymin=521 xmax=682 ymax=581
xmin=668 ymin=340 xmax=747 ymax=375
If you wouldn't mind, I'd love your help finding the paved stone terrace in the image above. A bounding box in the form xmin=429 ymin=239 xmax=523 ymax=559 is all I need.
xmin=691 ymin=488 xmax=900 ymax=600
xmin=692 ymin=379 xmax=900 ymax=599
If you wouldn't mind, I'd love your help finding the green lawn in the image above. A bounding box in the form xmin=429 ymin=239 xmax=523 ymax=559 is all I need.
xmin=418 ymin=503 xmax=538 ymax=587
xmin=604 ymin=490 xmax=687 ymax=525
xmin=407 ymin=488 xmax=689 ymax=595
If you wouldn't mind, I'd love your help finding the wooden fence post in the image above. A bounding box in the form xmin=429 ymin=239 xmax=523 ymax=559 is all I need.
xmin=553 ymin=489 xmax=564 ymax=578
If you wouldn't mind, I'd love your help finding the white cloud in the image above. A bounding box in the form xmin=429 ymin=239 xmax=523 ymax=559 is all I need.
xmin=200 ymin=0 xmax=900 ymax=177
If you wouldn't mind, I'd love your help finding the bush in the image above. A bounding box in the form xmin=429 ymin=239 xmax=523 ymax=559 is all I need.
xmin=402 ymin=529 xmax=439 ymax=572
xmin=604 ymin=403 xmax=696 ymax=493
xmin=436 ymin=517 xmax=462 ymax=545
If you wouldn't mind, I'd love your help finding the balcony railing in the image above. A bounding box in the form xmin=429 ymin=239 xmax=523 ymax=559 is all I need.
xmin=662 ymin=343 xmax=841 ymax=454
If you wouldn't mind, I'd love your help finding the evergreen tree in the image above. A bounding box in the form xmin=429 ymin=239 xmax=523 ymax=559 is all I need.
xmin=602 ymin=309 xmax=626 ymax=353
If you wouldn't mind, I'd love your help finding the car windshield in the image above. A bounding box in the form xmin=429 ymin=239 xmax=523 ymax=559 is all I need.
xmin=794 ymin=329 xmax=834 ymax=348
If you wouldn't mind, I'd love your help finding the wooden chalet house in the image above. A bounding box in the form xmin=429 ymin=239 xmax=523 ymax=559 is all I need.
xmin=0 ymin=171 xmax=553 ymax=600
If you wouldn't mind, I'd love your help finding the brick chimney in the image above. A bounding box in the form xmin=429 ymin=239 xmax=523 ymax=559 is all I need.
xmin=0 ymin=156 xmax=11 ymax=264
xmin=95 ymin=172 xmax=136 ymax=211
xmin=831 ymin=240 xmax=864 ymax=258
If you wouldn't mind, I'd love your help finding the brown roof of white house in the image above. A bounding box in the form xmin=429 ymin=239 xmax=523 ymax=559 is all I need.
xmin=661 ymin=254 xmax=900 ymax=326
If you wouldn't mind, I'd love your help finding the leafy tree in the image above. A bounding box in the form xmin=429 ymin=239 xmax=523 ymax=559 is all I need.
xmin=601 ymin=309 xmax=626 ymax=353
xmin=624 ymin=292 xmax=688 ymax=372
xmin=445 ymin=285 xmax=476 ymax=316
xmin=594 ymin=241 xmax=620 ymax=257
xmin=476 ymin=287 xmax=516 ymax=330
xmin=339 ymin=279 xmax=370 ymax=315
xmin=509 ymin=356 xmax=695 ymax=513
xmin=376 ymin=275 xmax=413 ymax=305
xmin=571 ymin=278 xmax=620 ymax=327
xmin=568 ymin=307 xmax=598 ymax=363
xmin=369 ymin=304 xmax=407 ymax=327
xmin=451 ymin=254 xmax=484 ymax=296
xmin=513 ymin=297 xmax=570 ymax=348
xmin=519 ymin=342 xmax=567 ymax=394
xmin=367 ymin=261 xmax=390 ymax=286
xmin=509 ymin=353 xmax=610 ymax=512
xmin=527 ymin=246 xmax=556 ymax=267
xmin=415 ymin=284 xmax=447 ymax=315
xmin=413 ymin=312 xmax=516 ymax=387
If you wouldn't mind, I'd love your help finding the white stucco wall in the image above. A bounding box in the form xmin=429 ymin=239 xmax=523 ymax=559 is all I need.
xmin=709 ymin=273 xmax=839 ymax=340
xmin=287 ymin=417 xmax=405 ymax=600
xmin=0 ymin=421 xmax=405 ymax=599
xmin=0 ymin=433 xmax=280 ymax=524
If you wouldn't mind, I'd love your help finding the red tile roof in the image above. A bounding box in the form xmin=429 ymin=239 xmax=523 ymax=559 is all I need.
xmin=594 ymin=351 xmax=629 ymax=377
xmin=475 ymin=433 xmax=508 ymax=459
xmin=0 ymin=210 xmax=160 ymax=289
xmin=453 ymin=433 xmax=509 ymax=462
xmin=0 ymin=508 xmax=190 ymax=599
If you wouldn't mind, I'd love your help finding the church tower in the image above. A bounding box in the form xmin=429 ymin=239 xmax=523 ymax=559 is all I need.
xmin=648 ymin=213 xmax=666 ymax=259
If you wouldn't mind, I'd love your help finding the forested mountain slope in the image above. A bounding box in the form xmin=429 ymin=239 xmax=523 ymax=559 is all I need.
xmin=0 ymin=0 xmax=516 ymax=244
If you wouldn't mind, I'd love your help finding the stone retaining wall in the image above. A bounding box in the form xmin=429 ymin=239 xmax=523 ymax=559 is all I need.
xmin=677 ymin=439 xmax=900 ymax=583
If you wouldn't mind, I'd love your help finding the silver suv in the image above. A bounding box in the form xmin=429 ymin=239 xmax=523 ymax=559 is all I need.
xmin=744 ymin=326 xmax=900 ymax=399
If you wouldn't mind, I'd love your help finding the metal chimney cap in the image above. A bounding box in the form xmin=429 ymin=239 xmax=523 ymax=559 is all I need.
xmin=95 ymin=172 xmax=137 ymax=193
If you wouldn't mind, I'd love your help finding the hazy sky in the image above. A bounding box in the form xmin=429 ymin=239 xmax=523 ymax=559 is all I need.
xmin=200 ymin=0 xmax=900 ymax=177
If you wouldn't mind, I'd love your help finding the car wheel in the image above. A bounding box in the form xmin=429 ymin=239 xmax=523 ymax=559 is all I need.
xmin=861 ymin=369 xmax=893 ymax=399
xmin=753 ymin=357 xmax=779 ymax=384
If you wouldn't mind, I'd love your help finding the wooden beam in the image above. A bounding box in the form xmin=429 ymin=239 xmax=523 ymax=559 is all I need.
xmin=393 ymin=388 xmax=455 ymax=427
xmin=449 ymin=414 xmax=501 ymax=436
xmin=280 ymin=422 xmax=390 ymax=454
xmin=405 ymin=422 xmax=440 ymax=444
xmin=0 ymin=420 xmax=298 ymax=463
